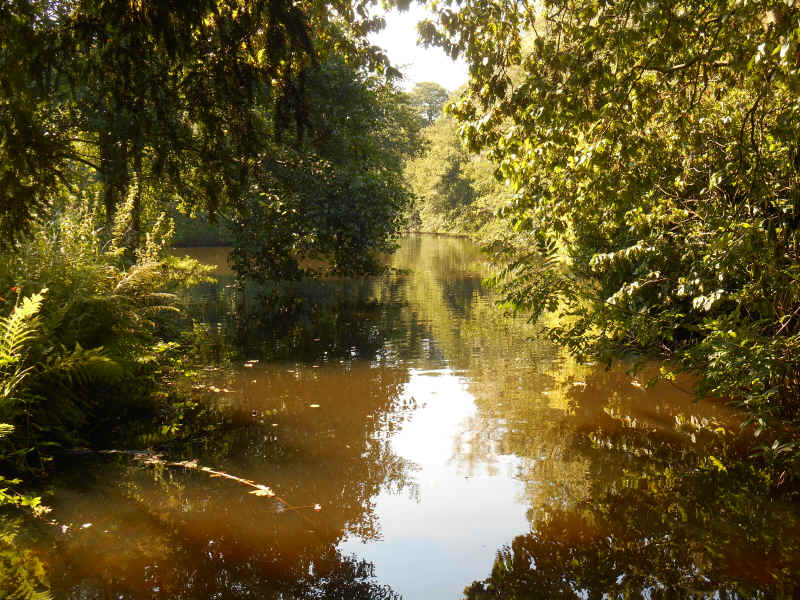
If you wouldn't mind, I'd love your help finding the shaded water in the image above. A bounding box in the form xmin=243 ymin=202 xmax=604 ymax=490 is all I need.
xmin=22 ymin=235 xmax=800 ymax=598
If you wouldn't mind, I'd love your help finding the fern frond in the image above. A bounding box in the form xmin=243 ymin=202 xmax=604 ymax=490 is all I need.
xmin=112 ymin=262 xmax=164 ymax=295
xmin=0 ymin=290 xmax=47 ymax=368
xmin=139 ymin=292 xmax=178 ymax=304
xmin=0 ymin=290 xmax=47 ymax=405
xmin=139 ymin=305 xmax=181 ymax=317
xmin=40 ymin=345 xmax=124 ymax=389
xmin=0 ymin=366 xmax=33 ymax=402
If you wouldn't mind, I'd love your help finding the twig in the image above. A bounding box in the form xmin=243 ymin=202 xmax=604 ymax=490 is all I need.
xmin=775 ymin=304 xmax=800 ymax=336
xmin=69 ymin=449 xmax=323 ymax=526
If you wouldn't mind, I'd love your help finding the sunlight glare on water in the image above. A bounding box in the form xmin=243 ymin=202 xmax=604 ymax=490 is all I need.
xmin=339 ymin=367 xmax=530 ymax=599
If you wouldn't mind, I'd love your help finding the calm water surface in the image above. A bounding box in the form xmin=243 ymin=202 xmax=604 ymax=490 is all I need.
xmin=32 ymin=235 xmax=800 ymax=598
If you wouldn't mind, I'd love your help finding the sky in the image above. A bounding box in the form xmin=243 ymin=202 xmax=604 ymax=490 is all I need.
xmin=368 ymin=3 xmax=469 ymax=93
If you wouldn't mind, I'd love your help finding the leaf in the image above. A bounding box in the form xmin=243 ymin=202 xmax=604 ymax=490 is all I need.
xmin=708 ymin=456 xmax=727 ymax=473
xmin=249 ymin=485 xmax=275 ymax=497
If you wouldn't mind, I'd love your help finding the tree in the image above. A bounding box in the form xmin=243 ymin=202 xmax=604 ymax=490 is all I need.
xmin=229 ymin=57 xmax=421 ymax=280
xmin=0 ymin=0 xmax=396 ymax=248
xmin=404 ymin=90 xmax=513 ymax=235
xmin=408 ymin=81 xmax=449 ymax=125
xmin=0 ymin=1 xmax=65 ymax=245
xmin=425 ymin=1 xmax=800 ymax=436
xmin=405 ymin=115 xmax=474 ymax=231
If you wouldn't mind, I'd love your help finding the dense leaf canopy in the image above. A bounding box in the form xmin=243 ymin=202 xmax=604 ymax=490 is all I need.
xmin=0 ymin=0 xmax=398 ymax=244
xmin=229 ymin=57 xmax=421 ymax=279
xmin=425 ymin=0 xmax=800 ymax=430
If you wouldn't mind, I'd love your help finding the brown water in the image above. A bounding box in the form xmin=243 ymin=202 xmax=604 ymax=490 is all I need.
xmin=24 ymin=235 xmax=800 ymax=598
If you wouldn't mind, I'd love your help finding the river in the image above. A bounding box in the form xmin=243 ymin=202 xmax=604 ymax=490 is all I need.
xmin=23 ymin=235 xmax=800 ymax=598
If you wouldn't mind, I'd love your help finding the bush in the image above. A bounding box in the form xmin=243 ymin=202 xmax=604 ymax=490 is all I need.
xmin=0 ymin=196 xmax=213 ymax=469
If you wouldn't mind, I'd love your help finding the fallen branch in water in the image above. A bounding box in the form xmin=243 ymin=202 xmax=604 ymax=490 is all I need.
xmin=66 ymin=448 xmax=322 ymax=520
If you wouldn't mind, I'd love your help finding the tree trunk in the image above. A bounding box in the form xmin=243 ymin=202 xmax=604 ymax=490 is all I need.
xmin=99 ymin=131 xmax=129 ymax=233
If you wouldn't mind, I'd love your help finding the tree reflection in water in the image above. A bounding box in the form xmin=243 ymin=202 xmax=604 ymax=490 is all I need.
xmin=461 ymin=367 xmax=800 ymax=598
xmin=41 ymin=364 xmax=414 ymax=598
xmin=35 ymin=286 xmax=419 ymax=598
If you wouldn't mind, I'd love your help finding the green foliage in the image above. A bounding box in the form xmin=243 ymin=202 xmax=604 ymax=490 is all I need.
xmin=0 ymin=288 xmax=46 ymax=462
xmin=405 ymin=112 xmax=511 ymax=235
xmin=229 ymin=58 xmax=420 ymax=280
xmin=0 ymin=1 xmax=63 ymax=246
xmin=0 ymin=0 xmax=399 ymax=246
xmin=427 ymin=0 xmax=800 ymax=455
xmin=406 ymin=116 xmax=474 ymax=230
xmin=0 ymin=290 xmax=46 ymax=404
xmin=0 ymin=289 xmax=50 ymax=523
xmin=0 ymin=197 xmax=214 ymax=461
xmin=3 ymin=1 xmax=419 ymax=291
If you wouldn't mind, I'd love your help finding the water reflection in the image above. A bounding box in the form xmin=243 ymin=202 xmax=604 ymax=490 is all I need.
xmin=41 ymin=362 xmax=418 ymax=597
xmin=461 ymin=365 xmax=800 ymax=597
xmin=40 ymin=334 xmax=420 ymax=597
xmin=18 ymin=235 xmax=800 ymax=598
